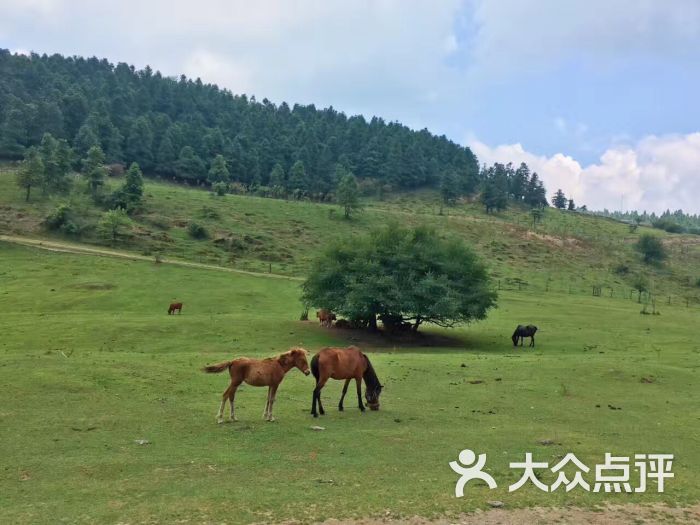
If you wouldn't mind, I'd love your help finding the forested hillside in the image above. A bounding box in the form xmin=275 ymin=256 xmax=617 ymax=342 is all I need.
xmin=0 ymin=50 xmax=480 ymax=196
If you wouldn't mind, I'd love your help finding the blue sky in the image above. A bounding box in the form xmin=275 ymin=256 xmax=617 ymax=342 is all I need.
xmin=2 ymin=0 xmax=700 ymax=212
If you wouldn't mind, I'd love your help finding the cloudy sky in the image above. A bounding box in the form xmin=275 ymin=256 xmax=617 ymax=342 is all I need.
xmin=2 ymin=0 xmax=700 ymax=212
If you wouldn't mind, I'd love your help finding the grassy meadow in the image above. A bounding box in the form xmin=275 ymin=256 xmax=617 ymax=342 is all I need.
xmin=1 ymin=242 xmax=699 ymax=524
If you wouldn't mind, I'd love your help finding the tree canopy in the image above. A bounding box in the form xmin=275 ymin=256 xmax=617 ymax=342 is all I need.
xmin=302 ymin=224 xmax=497 ymax=332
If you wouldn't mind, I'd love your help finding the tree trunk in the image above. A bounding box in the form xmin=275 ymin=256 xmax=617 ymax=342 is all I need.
xmin=412 ymin=317 xmax=422 ymax=332
xmin=368 ymin=314 xmax=377 ymax=331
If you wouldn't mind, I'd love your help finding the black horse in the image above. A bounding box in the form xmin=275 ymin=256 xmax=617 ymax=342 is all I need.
xmin=512 ymin=325 xmax=538 ymax=347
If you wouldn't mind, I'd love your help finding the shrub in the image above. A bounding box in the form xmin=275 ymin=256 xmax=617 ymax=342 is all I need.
xmin=199 ymin=206 xmax=220 ymax=220
xmin=187 ymin=221 xmax=208 ymax=239
xmin=212 ymin=181 xmax=228 ymax=196
xmin=228 ymin=182 xmax=247 ymax=195
xmin=613 ymin=263 xmax=630 ymax=276
xmin=44 ymin=204 xmax=80 ymax=235
xmin=635 ymin=234 xmax=667 ymax=265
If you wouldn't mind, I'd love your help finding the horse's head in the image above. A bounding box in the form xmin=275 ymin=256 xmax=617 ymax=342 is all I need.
xmin=288 ymin=347 xmax=310 ymax=375
xmin=365 ymin=383 xmax=383 ymax=411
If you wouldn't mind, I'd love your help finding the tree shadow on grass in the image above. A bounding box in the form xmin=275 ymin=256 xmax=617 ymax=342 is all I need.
xmin=313 ymin=324 xmax=513 ymax=354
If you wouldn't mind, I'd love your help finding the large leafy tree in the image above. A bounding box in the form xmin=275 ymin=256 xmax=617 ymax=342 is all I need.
xmin=302 ymin=224 xmax=497 ymax=332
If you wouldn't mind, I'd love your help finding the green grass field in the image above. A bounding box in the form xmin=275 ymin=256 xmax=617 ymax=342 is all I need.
xmin=1 ymin=242 xmax=698 ymax=524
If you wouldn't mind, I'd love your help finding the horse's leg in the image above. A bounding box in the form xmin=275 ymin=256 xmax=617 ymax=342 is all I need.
xmin=312 ymin=376 xmax=328 ymax=417
xmin=263 ymin=387 xmax=272 ymax=420
xmin=356 ymin=377 xmax=365 ymax=412
xmin=338 ymin=378 xmax=351 ymax=411
xmin=228 ymin=384 xmax=239 ymax=422
xmin=530 ymin=335 xmax=535 ymax=347
xmin=266 ymin=384 xmax=279 ymax=422
xmin=217 ymin=383 xmax=233 ymax=423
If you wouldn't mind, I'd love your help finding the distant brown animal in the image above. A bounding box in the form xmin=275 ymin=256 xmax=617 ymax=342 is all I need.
xmin=316 ymin=309 xmax=336 ymax=327
xmin=168 ymin=302 xmax=183 ymax=315
xmin=203 ymin=347 xmax=310 ymax=422
xmin=310 ymin=346 xmax=383 ymax=417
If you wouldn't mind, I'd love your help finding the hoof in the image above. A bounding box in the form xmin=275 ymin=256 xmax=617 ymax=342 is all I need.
xmin=267 ymin=417 xmax=276 ymax=422
xmin=229 ymin=417 xmax=238 ymax=422
xmin=312 ymin=413 xmax=318 ymax=418
xmin=216 ymin=418 xmax=224 ymax=424
xmin=338 ymin=406 xmax=344 ymax=411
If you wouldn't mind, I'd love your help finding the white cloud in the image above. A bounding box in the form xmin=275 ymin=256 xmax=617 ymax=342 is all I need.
xmin=469 ymin=133 xmax=700 ymax=213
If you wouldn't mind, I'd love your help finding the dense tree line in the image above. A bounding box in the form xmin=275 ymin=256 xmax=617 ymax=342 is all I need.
xmin=594 ymin=208 xmax=700 ymax=235
xmin=476 ymin=162 xmax=548 ymax=212
xmin=0 ymin=50 xmax=480 ymax=198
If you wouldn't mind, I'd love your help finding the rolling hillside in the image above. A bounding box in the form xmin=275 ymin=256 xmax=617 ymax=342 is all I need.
xmin=1 ymin=163 xmax=699 ymax=306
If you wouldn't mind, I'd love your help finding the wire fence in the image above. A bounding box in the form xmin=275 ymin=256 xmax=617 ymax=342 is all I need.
xmin=493 ymin=276 xmax=700 ymax=310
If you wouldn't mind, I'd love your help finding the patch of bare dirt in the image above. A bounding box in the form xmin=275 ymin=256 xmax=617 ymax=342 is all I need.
xmin=317 ymin=503 xmax=700 ymax=525
xmin=525 ymin=230 xmax=582 ymax=249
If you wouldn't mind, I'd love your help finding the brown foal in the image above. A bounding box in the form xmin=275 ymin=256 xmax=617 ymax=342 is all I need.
xmin=203 ymin=347 xmax=310 ymax=422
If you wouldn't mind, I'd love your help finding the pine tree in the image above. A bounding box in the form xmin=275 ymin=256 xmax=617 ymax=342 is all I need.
xmin=552 ymin=189 xmax=567 ymax=209
xmin=567 ymin=198 xmax=575 ymax=211
xmin=335 ymin=167 xmax=362 ymax=219
xmin=288 ymin=160 xmax=308 ymax=197
xmin=175 ymin=146 xmax=206 ymax=183
xmin=208 ymin=154 xmax=230 ymax=184
xmin=440 ymin=171 xmax=460 ymax=205
xmin=125 ymin=116 xmax=154 ymax=170
xmin=122 ymin=162 xmax=144 ymax=206
xmin=82 ymin=145 xmax=108 ymax=199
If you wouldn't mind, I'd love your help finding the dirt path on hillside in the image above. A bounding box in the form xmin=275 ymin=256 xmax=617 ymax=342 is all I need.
xmin=0 ymin=234 xmax=302 ymax=281
xmin=316 ymin=503 xmax=700 ymax=525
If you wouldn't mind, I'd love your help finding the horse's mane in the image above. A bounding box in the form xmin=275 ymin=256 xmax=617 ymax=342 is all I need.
xmin=362 ymin=353 xmax=381 ymax=392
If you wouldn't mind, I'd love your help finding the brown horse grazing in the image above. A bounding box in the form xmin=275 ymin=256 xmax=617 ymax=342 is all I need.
xmin=310 ymin=346 xmax=383 ymax=417
xmin=168 ymin=302 xmax=183 ymax=315
xmin=203 ymin=347 xmax=310 ymax=423
xmin=316 ymin=309 xmax=336 ymax=327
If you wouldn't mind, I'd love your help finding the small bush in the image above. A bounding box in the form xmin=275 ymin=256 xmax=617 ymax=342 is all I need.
xmin=199 ymin=206 xmax=220 ymax=220
xmin=212 ymin=182 xmax=228 ymax=196
xmin=636 ymin=234 xmax=667 ymax=265
xmin=228 ymin=182 xmax=247 ymax=195
xmin=187 ymin=221 xmax=208 ymax=239
xmin=44 ymin=204 xmax=80 ymax=235
xmin=613 ymin=263 xmax=630 ymax=276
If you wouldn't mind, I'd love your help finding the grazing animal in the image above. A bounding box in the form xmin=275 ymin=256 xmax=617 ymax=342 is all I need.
xmin=203 ymin=347 xmax=310 ymax=423
xmin=512 ymin=324 xmax=538 ymax=347
xmin=316 ymin=309 xmax=336 ymax=327
xmin=310 ymin=346 xmax=383 ymax=417
xmin=168 ymin=302 xmax=183 ymax=315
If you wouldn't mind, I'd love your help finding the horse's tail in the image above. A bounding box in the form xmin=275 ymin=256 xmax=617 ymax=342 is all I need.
xmin=202 ymin=361 xmax=233 ymax=374
xmin=310 ymin=353 xmax=320 ymax=383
